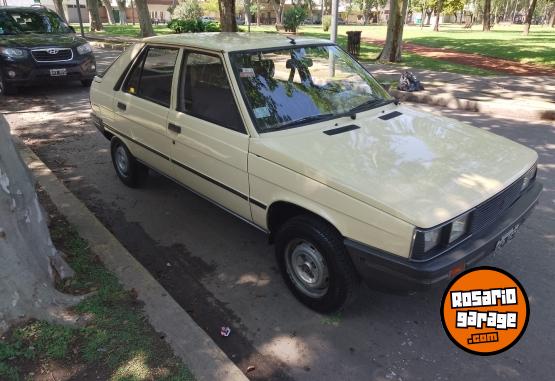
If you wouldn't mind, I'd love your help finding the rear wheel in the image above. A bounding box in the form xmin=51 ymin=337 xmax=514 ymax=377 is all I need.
xmin=275 ymin=215 xmax=360 ymax=313
xmin=110 ymin=137 xmax=148 ymax=188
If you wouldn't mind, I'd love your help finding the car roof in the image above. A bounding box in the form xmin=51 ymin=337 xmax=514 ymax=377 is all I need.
xmin=143 ymin=32 xmax=332 ymax=52
xmin=0 ymin=6 xmax=51 ymax=13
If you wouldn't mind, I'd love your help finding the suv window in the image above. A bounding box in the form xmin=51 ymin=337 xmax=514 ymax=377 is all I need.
xmin=0 ymin=10 xmax=71 ymax=34
xmin=179 ymin=52 xmax=245 ymax=133
xmin=123 ymin=46 xmax=178 ymax=107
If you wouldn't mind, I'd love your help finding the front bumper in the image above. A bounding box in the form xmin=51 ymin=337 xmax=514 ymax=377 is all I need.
xmin=1 ymin=53 xmax=96 ymax=85
xmin=345 ymin=181 xmax=542 ymax=290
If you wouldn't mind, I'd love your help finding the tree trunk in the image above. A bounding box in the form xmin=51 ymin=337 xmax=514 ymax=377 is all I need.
xmin=483 ymin=0 xmax=491 ymax=31
xmin=53 ymin=0 xmax=67 ymax=23
xmin=0 ymin=116 xmax=83 ymax=334
xmin=87 ymin=0 xmax=103 ymax=31
xmin=425 ymin=10 xmax=432 ymax=25
xmin=433 ymin=0 xmax=444 ymax=31
xmin=117 ymin=1 xmax=128 ymax=25
xmin=219 ymin=0 xmax=237 ymax=31
xmin=551 ymin=7 xmax=555 ymax=27
xmin=377 ymin=0 xmax=408 ymax=62
xmin=135 ymin=0 xmax=154 ymax=37
xmin=523 ymin=0 xmax=538 ymax=35
xmin=101 ymin=0 xmax=116 ymax=25
xmin=256 ymin=0 xmax=261 ymax=25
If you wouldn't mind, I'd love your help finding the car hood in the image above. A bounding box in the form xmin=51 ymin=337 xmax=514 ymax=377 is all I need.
xmin=0 ymin=33 xmax=85 ymax=48
xmin=250 ymin=105 xmax=538 ymax=228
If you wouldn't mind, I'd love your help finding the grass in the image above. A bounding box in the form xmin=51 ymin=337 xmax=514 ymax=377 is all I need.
xmin=0 ymin=192 xmax=194 ymax=381
xmin=76 ymin=22 xmax=554 ymax=75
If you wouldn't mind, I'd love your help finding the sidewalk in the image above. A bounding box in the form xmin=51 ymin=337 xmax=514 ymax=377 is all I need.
xmin=366 ymin=64 xmax=555 ymax=121
xmin=86 ymin=34 xmax=555 ymax=122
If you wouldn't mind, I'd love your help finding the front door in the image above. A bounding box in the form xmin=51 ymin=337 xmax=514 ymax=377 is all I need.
xmin=167 ymin=50 xmax=251 ymax=220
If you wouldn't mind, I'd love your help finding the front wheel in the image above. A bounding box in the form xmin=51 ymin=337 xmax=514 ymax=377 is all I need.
xmin=275 ymin=215 xmax=360 ymax=313
xmin=0 ymin=72 xmax=17 ymax=96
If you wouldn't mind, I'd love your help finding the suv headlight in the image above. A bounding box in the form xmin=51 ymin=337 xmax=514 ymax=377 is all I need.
xmin=0 ymin=47 xmax=27 ymax=58
xmin=76 ymin=43 xmax=92 ymax=55
xmin=521 ymin=162 xmax=537 ymax=191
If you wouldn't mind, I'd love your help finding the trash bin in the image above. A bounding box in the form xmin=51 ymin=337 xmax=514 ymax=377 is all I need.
xmin=346 ymin=31 xmax=362 ymax=56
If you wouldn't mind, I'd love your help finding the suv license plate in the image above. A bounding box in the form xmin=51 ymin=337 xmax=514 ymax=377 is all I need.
xmin=50 ymin=68 xmax=67 ymax=77
xmin=494 ymin=223 xmax=520 ymax=252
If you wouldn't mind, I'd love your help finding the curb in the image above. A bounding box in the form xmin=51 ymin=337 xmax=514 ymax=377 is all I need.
xmin=390 ymin=89 xmax=555 ymax=122
xmin=14 ymin=137 xmax=249 ymax=381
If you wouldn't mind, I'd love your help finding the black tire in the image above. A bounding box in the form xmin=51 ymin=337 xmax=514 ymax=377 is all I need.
xmin=275 ymin=215 xmax=360 ymax=313
xmin=81 ymin=79 xmax=93 ymax=87
xmin=110 ymin=137 xmax=148 ymax=188
xmin=0 ymin=72 xmax=17 ymax=96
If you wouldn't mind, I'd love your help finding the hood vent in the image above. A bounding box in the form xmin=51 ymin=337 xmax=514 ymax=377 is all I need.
xmin=323 ymin=125 xmax=360 ymax=136
xmin=379 ymin=111 xmax=402 ymax=120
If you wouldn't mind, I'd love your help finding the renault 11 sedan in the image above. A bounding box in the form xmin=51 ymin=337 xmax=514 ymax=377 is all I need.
xmin=90 ymin=33 xmax=542 ymax=312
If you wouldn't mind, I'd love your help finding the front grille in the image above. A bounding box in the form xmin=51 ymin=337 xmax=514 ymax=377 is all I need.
xmin=31 ymin=48 xmax=73 ymax=62
xmin=470 ymin=178 xmax=524 ymax=232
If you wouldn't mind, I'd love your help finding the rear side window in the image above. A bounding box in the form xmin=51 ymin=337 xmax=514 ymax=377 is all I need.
xmin=123 ymin=46 xmax=178 ymax=107
xmin=179 ymin=52 xmax=245 ymax=133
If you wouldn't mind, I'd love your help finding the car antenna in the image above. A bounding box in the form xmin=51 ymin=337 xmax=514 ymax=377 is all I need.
xmin=286 ymin=36 xmax=296 ymax=45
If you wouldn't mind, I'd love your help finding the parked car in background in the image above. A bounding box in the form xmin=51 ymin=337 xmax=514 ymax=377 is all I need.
xmin=90 ymin=34 xmax=541 ymax=312
xmin=236 ymin=16 xmax=245 ymax=25
xmin=200 ymin=16 xmax=217 ymax=24
xmin=0 ymin=6 xmax=96 ymax=96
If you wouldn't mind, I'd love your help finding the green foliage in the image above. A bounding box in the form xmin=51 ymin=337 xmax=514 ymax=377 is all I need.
xmin=168 ymin=19 xmax=221 ymax=33
xmin=283 ymin=6 xmax=307 ymax=32
xmin=322 ymin=15 xmax=332 ymax=31
xmin=172 ymin=0 xmax=204 ymax=21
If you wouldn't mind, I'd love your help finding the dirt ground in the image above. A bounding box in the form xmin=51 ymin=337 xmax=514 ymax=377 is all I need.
xmin=363 ymin=38 xmax=555 ymax=76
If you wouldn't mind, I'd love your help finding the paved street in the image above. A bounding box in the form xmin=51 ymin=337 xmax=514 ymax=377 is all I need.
xmin=2 ymin=48 xmax=554 ymax=381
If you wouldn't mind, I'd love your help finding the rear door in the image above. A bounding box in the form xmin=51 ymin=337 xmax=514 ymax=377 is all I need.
xmin=112 ymin=45 xmax=179 ymax=175
xmin=166 ymin=50 xmax=251 ymax=219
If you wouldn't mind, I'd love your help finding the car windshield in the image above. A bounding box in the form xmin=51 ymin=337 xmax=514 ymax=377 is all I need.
xmin=230 ymin=44 xmax=391 ymax=132
xmin=0 ymin=10 xmax=72 ymax=35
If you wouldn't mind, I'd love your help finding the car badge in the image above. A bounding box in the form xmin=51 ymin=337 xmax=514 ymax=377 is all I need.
xmin=47 ymin=48 xmax=59 ymax=55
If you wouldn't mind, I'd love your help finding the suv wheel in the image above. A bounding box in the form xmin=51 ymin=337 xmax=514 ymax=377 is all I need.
xmin=110 ymin=137 xmax=148 ymax=188
xmin=275 ymin=215 xmax=360 ymax=313
xmin=0 ymin=72 xmax=17 ymax=96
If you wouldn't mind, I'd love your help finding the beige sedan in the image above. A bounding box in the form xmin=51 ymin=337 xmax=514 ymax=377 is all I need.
xmin=90 ymin=33 xmax=542 ymax=312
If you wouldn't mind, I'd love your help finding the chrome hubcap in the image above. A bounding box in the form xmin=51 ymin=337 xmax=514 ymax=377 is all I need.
xmin=115 ymin=146 xmax=129 ymax=176
xmin=285 ymin=239 xmax=329 ymax=298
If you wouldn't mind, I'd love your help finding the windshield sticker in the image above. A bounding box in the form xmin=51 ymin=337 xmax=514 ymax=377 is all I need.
xmin=253 ymin=106 xmax=271 ymax=119
xmin=240 ymin=68 xmax=255 ymax=78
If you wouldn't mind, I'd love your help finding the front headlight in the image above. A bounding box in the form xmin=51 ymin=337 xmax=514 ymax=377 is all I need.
xmin=0 ymin=47 xmax=27 ymax=58
xmin=521 ymin=163 xmax=537 ymax=191
xmin=76 ymin=43 xmax=92 ymax=55
xmin=423 ymin=228 xmax=442 ymax=252
xmin=449 ymin=213 xmax=470 ymax=243
xmin=413 ymin=211 xmax=471 ymax=260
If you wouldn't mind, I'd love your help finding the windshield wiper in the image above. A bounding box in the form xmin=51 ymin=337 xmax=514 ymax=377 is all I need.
xmin=277 ymin=113 xmax=336 ymax=130
xmin=349 ymin=98 xmax=396 ymax=115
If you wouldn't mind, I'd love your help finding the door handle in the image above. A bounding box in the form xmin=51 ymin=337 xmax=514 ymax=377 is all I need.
xmin=168 ymin=122 xmax=182 ymax=134
xmin=117 ymin=102 xmax=127 ymax=111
